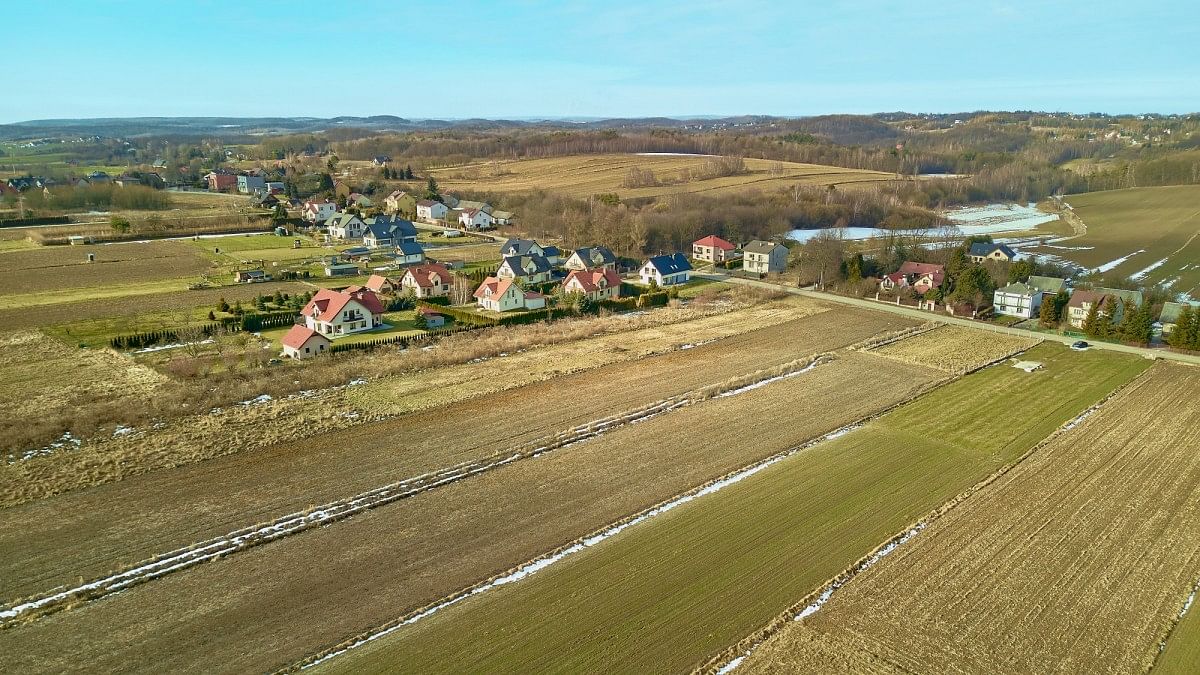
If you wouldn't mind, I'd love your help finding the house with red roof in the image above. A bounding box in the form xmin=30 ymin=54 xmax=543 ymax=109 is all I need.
xmin=281 ymin=325 xmax=331 ymax=360
xmin=879 ymin=261 xmax=945 ymax=294
xmin=398 ymin=264 xmax=454 ymax=298
xmin=474 ymin=276 xmax=546 ymax=312
xmin=562 ymin=268 xmax=622 ymax=302
xmin=364 ymin=274 xmax=398 ymax=294
xmin=692 ymin=235 xmax=738 ymax=263
xmin=301 ymin=288 xmax=385 ymax=336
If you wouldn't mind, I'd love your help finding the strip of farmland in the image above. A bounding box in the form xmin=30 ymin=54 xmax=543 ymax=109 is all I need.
xmin=305 ymin=343 xmax=1148 ymax=674
xmin=1157 ymin=581 xmax=1200 ymax=674
xmin=0 ymin=306 xmax=910 ymax=604
xmin=739 ymin=361 xmax=1200 ymax=674
xmin=0 ymin=350 xmax=940 ymax=674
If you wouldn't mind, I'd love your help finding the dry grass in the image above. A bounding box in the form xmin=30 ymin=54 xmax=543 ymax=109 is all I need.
xmin=428 ymin=154 xmax=901 ymax=200
xmin=743 ymin=361 xmax=1200 ymax=674
xmin=867 ymin=324 xmax=1041 ymax=373
xmin=0 ymin=240 xmax=213 ymax=295
xmin=0 ymin=352 xmax=940 ymax=674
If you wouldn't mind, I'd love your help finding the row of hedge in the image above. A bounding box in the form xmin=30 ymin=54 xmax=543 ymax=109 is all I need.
xmin=0 ymin=215 xmax=70 ymax=228
xmin=110 ymin=310 xmax=299 ymax=349
xmin=329 ymin=324 xmax=473 ymax=353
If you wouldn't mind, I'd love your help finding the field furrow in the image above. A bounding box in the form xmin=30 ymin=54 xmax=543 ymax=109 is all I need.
xmin=0 ymin=306 xmax=910 ymax=604
xmin=0 ymin=351 xmax=940 ymax=674
xmin=741 ymin=361 xmax=1200 ymax=674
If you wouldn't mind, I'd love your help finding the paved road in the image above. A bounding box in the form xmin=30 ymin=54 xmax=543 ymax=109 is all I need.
xmin=700 ymin=272 xmax=1200 ymax=366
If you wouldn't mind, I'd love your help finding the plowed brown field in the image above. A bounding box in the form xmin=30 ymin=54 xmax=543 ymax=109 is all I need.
xmin=743 ymin=361 xmax=1200 ymax=674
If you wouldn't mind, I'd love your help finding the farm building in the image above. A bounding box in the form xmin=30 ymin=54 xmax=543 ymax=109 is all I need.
xmin=302 ymin=288 xmax=385 ymax=337
xmin=281 ymin=325 xmax=331 ymax=360
xmin=497 ymin=254 xmax=553 ymax=284
xmin=692 ymin=235 xmax=738 ymax=263
xmin=416 ymin=199 xmax=449 ymax=222
xmin=324 ymin=262 xmax=360 ymax=277
xmin=564 ymin=246 xmax=618 ymax=271
xmin=640 ymin=253 xmax=692 ymax=286
xmin=742 ymin=240 xmax=789 ymax=274
xmin=399 ymin=264 xmax=454 ymax=298
xmin=492 ymin=210 xmax=515 ymax=226
xmin=993 ymin=276 xmax=1066 ymax=319
xmin=204 ymin=171 xmax=237 ymax=192
xmin=562 ymin=268 xmax=622 ymax=302
xmin=969 ymin=242 xmax=1017 ymax=263
xmin=474 ymin=276 xmax=546 ymax=312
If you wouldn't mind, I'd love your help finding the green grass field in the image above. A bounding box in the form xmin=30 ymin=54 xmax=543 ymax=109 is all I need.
xmin=1035 ymin=186 xmax=1200 ymax=295
xmin=318 ymin=343 xmax=1148 ymax=674
xmin=1156 ymin=599 xmax=1200 ymax=674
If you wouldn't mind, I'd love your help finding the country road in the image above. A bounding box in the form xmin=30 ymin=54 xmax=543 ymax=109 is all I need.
xmin=700 ymin=272 xmax=1200 ymax=366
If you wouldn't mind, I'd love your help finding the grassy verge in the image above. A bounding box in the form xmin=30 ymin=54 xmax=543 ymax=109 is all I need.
xmin=319 ymin=343 xmax=1148 ymax=674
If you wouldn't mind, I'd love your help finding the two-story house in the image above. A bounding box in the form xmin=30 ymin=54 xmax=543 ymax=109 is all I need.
xmin=362 ymin=215 xmax=417 ymax=248
xmin=639 ymin=253 xmax=692 ymax=286
xmin=564 ymin=246 xmax=618 ymax=271
xmin=301 ymin=288 xmax=385 ymax=336
xmin=692 ymin=235 xmax=738 ymax=263
xmin=474 ymin=276 xmax=547 ymax=312
xmin=383 ymin=190 xmax=417 ymax=217
xmin=742 ymin=240 xmax=789 ymax=275
xmin=562 ymin=268 xmax=622 ymax=302
xmin=993 ymin=275 xmax=1067 ymax=319
xmin=327 ymin=213 xmax=367 ymax=240
xmin=416 ymin=199 xmax=449 ymax=222
xmin=398 ymin=263 xmax=455 ymax=298
xmin=496 ymin=254 xmax=553 ymax=284
xmin=303 ymin=198 xmax=338 ymax=223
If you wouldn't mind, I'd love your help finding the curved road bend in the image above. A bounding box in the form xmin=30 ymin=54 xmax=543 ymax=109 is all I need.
xmin=698 ymin=272 xmax=1200 ymax=366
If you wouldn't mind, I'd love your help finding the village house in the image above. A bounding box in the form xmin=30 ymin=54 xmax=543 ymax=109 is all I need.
xmin=327 ymin=212 xmax=367 ymax=239
xmin=237 ymin=174 xmax=266 ymax=194
xmin=456 ymin=199 xmax=492 ymax=214
xmin=497 ymin=254 xmax=553 ymax=284
xmin=391 ymin=240 xmax=426 ymax=266
xmin=564 ymin=246 xmax=618 ymax=271
xmin=640 ymin=253 xmax=692 ymax=286
xmin=332 ymin=180 xmax=351 ymax=199
xmin=492 ymin=210 xmax=514 ymax=226
xmin=458 ymin=207 xmax=495 ymax=230
xmin=372 ymin=155 xmax=392 ymax=166
xmin=364 ymin=273 xmax=398 ymax=294
xmin=992 ymin=275 xmax=1067 ymax=319
xmin=399 ymin=263 xmax=454 ymax=298
xmin=474 ymin=276 xmax=547 ymax=312
xmin=362 ymin=215 xmax=417 ymax=248
xmin=1066 ymin=290 xmax=1111 ymax=329
xmin=204 ymin=171 xmax=237 ymax=192
xmin=384 ymin=190 xmax=416 ymax=217
xmin=1161 ymin=300 xmax=1200 ymax=336
xmin=742 ymin=240 xmax=789 ymax=274
xmin=281 ymin=325 xmax=331 ymax=360
xmin=500 ymin=238 xmax=544 ymax=258
xmin=301 ymin=288 xmax=385 ymax=336
xmin=254 ymin=192 xmax=280 ymax=209
xmin=234 ymin=269 xmax=270 ymax=283
xmin=303 ymin=198 xmax=338 ymax=223
xmin=416 ymin=199 xmax=449 ymax=222
xmin=347 ymin=192 xmax=372 ymax=209
xmin=879 ymin=261 xmax=946 ymax=294
xmin=562 ymin=268 xmax=622 ymax=302
xmin=969 ymin=242 xmax=1017 ymax=263
xmin=692 ymin=235 xmax=738 ymax=263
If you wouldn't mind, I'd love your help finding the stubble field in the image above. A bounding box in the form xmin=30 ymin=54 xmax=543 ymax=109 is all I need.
xmin=864 ymin=324 xmax=1041 ymax=373
xmin=742 ymin=361 xmax=1200 ymax=674
xmin=428 ymin=154 xmax=902 ymax=200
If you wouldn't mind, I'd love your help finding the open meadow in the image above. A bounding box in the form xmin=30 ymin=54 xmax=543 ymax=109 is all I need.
xmin=302 ymin=343 xmax=1147 ymax=674
xmin=428 ymin=154 xmax=902 ymax=200
xmin=741 ymin=361 xmax=1200 ymax=674
xmin=1022 ymin=185 xmax=1200 ymax=295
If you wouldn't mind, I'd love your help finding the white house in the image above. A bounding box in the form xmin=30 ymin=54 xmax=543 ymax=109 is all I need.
xmin=562 ymin=268 xmax=622 ymax=302
xmin=492 ymin=210 xmax=514 ymax=226
xmin=281 ymin=325 xmax=331 ymax=360
xmin=564 ymin=246 xmax=618 ymax=271
xmin=993 ymin=276 xmax=1066 ymax=319
xmin=496 ymin=254 xmax=553 ymax=284
xmin=303 ymin=199 xmax=338 ymax=223
xmin=640 ymin=253 xmax=692 ymax=286
xmin=474 ymin=276 xmax=546 ymax=312
xmin=327 ymin=213 xmax=367 ymax=240
xmin=392 ymin=241 xmax=426 ymax=266
xmin=417 ymin=199 xmax=449 ymax=222
xmin=398 ymin=263 xmax=454 ymax=298
xmin=459 ymin=207 xmax=494 ymax=230
xmin=301 ymin=288 xmax=386 ymax=336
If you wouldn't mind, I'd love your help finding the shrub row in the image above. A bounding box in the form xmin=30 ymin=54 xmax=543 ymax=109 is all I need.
xmin=0 ymin=215 xmax=71 ymax=228
xmin=329 ymin=325 xmax=473 ymax=354
xmin=637 ymin=291 xmax=670 ymax=308
xmin=109 ymin=311 xmax=299 ymax=349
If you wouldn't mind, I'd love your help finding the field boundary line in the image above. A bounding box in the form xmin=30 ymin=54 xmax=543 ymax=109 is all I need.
xmin=0 ymin=353 xmax=836 ymax=628
xmin=277 ymin=369 xmax=954 ymax=673
xmin=1150 ymin=566 xmax=1200 ymax=668
xmin=695 ymin=364 xmax=1153 ymax=674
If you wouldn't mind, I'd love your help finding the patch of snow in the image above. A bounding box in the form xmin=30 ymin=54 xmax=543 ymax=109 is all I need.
xmin=1012 ymin=361 xmax=1043 ymax=373
xmin=347 ymin=378 xmax=367 ymax=386
xmin=132 ymin=338 xmax=212 ymax=354
xmin=112 ymin=426 xmax=135 ymax=437
xmin=716 ymin=360 xmax=821 ymax=398
xmin=794 ymin=524 xmax=926 ymax=621
xmin=716 ymin=655 xmax=747 ymax=674
xmin=239 ymin=394 xmax=273 ymax=406
xmin=1131 ymin=257 xmax=1169 ymax=280
xmin=1092 ymin=249 xmax=1145 ymax=274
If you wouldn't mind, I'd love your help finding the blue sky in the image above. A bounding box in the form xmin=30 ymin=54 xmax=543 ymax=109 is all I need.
xmin=3 ymin=1 xmax=1197 ymax=122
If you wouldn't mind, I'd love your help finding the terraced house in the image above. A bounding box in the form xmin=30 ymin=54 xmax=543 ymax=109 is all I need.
xmin=302 ymin=288 xmax=385 ymax=336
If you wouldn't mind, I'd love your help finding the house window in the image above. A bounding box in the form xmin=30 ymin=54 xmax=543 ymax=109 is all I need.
xmin=305 ymin=347 xmax=310 ymax=353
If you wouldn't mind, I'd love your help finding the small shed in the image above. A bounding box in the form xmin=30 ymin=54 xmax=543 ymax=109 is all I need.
xmin=235 ymin=269 xmax=270 ymax=283
xmin=324 ymin=262 xmax=360 ymax=277
xmin=419 ymin=308 xmax=446 ymax=328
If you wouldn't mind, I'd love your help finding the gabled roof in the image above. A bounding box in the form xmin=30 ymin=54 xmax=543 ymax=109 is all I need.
xmin=474 ymin=276 xmax=516 ymax=300
xmin=996 ymin=281 xmax=1036 ymax=297
xmin=416 ymin=199 xmax=442 ymax=208
xmin=1027 ymin=275 xmax=1066 ymax=294
xmin=500 ymin=254 xmax=551 ymax=275
xmin=1161 ymin=300 xmax=1200 ymax=324
xmin=301 ymin=288 xmax=384 ymax=322
xmin=969 ymin=242 xmax=1017 ymax=258
xmin=564 ymin=268 xmax=621 ymax=294
xmin=743 ymin=240 xmax=786 ymax=255
xmin=457 ymin=199 xmax=491 ymax=212
xmin=282 ymin=325 xmax=329 ymax=349
xmin=500 ymin=238 xmax=541 ymax=256
xmin=571 ymin=246 xmax=617 ymax=267
xmin=365 ymin=274 xmax=395 ymax=292
xmin=1095 ymin=286 xmax=1144 ymax=307
xmin=542 ymin=246 xmax=561 ymax=257
xmin=1067 ymin=289 xmax=1107 ymax=309
xmin=396 ymin=241 xmax=425 ymax=256
xmin=492 ymin=210 xmax=514 ymax=219
xmin=402 ymin=263 xmax=452 ymax=288
xmin=386 ymin=190 xmax=410 ymax=201
xmin=644 ymin=252 xmax=692 ymax=275
xmin=363 ymin=215 xmax=417 ymax=240
xmin=327 ymin=212 xmax=363 ymax=228
xmin=694 ymin=234 xmax=736 ymax=251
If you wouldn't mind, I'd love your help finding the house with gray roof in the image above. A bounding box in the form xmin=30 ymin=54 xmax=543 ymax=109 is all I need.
xmin=993 ymin=275 xmax=1067 ymax=319
xmin=564 ymin=246 xmax=618 ymax=272
xmin=1161 ymin=300 xmax=1200 ymax=336
xmin=363 ymin=215 xmax=417 ymax=248
xmin=969 ymin=242 xmax=1017 ymax=263
xmin=327 ymin=212 xmax=366 ymax=240
xmin=497 ymin=254 xmax=553 ymax=284
xmin=742 ymin=240 xmax=789 ymax=275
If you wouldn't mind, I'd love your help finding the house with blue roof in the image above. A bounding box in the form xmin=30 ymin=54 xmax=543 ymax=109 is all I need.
xmin=640 ymin=253 xmax=692 ymax=286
